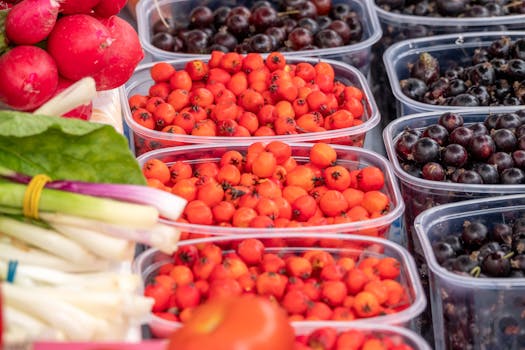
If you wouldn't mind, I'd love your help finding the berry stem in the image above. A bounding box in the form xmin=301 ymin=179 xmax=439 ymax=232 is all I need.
xmin=153 ymin=0 xmax=171 ymax=29
xmin=469 ymin=266 xmax=481 ymax=278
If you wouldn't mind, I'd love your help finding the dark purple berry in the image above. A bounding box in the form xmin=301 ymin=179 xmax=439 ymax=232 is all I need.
xmin=488 ymin=152 xmax=515 ymax=173
xmin=468 ymin=62 xmax=495 ymax=86
xmin=436 ymin=0 xmax=465 ymax=15
xmin=453 ymin=254 xmax=479 ymax=274
xmin=457 ymin=170 xmax=483 ymax=184
xmin=481 ymin=251 xmax=511 ymax=277
xmin=422 ymin=162 xmax=446 ymax=181
xmin=449 ymin=126 xmax=474 ymax=147
xmin=492 ymin=128 xmax=517 ymax=152
xmin=442 ymin=143 xmax=468 ymax=167
xmin=469 ymin=134 xmax=496 ymax=160
xmin=450 ymin=93 xmax=479 ymax=107
xmin=189 ymin=6 xmax=214 ymax=28
xmin=491 ymin=223 xmax=513 ymax=245
xmin=501 ymin=167 xmax=525 ymax=184
xmin=314 ymin=28 xmax=343 ymax=48
xmin=400 ymin=78 xmax=427 ymax=100
xmin=462 ymin=221 xmax=489 ymax=248
xmin=411 ymin=137 xmax=441 ymax=164
xmin=438 ymin=112 xmax=464 ymax=132
xmin=422 ymin=124 xmax=449 ymax=145
xmin=473 ymin=163 xmax=500 ymax=184
xmin=512 ymin=150 xmax=525 ymax=169
xmin=432 ymin=242 xmax=456 ymax=264
xmin=495 ymin=113 xmax=522 ymax=130
xmin=468 ymin=122 xmax=488 ymax=136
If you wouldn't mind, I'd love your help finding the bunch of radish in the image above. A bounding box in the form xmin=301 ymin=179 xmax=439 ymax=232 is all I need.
xmin=0 ymin=0 xmax=144 ymax=117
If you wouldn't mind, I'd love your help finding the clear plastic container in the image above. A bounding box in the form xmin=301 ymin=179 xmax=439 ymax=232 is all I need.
xmin=136 ymin=0 xmax=382 ymax=74
xmin=383 ymin=108 xmax=525 ymax=253
xmin=122 ymin=56 xmax=380 ymax=156
xmin=295 ymin=323 xmax=432 ymax=349
xmin=374 ymin=3 xmax=525 ymax=42
xmin=383 ymin=31 xmax=525 ymax=118
xmin=136 ymin=142 xmax=404 ymax=240
xmin=414 ymin=194 xmax=525 ymax=350
xmin=133 ymin=233 xmax=426 ymax=338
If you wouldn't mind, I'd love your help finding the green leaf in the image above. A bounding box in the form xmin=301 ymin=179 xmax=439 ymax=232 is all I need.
xmin=0 ymin=111 xmax=146 ymax=185
xmin=0 ymin=9 xmax=9 ymax=55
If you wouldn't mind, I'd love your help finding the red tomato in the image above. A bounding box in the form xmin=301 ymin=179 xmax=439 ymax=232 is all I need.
xmin=166 ymin=295 xmax=295 ymax=350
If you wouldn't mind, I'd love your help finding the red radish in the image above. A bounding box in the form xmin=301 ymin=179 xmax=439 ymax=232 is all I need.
xmin=59 ymin=0 xmax=100 ymax=14
xmin=92 ymin=16 xmax=144 ymax=90
xmin=0 ymin=45 xmax=59 ymax=111
xmin=93 ymin=0 xmax=127 ymax=17
xmin=47 ymin=14 xmax=112 ymax=81
xmin=5 ymin=0 xmax=60 ymax=45
xmin=54 ymin=78 xmax=93 ymax=120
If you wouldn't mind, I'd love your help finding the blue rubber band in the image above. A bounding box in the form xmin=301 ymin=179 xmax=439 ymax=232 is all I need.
xmin=7 ymin=260 xmax=18 ymax=283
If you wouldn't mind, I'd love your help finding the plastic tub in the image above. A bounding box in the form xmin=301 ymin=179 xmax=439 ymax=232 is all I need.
xmin=136 ymin=0 xmax=382 ymax=74
xmin=414 ymin=194 xmax=525 ymax=350
xmin=295 ymin=323 xmax=432 ymax=349
xmin=133 ymin=233 xmax=426 ymax=338
xmin=383 ymin=31 xmax=525 ymax=118
xmin=136 ymin=142 xmax=404 ymax=240
xmin=122 ymin=56 xmax=380 ymax=156
xmin=383 ymin=108 xmax=525 ymax=253
xmin=374 ymin=3 xmax=525 ymax=44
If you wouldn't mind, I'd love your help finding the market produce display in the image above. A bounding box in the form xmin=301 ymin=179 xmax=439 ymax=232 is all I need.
xmin=0 ymin=0 xmax=143 ymax=116
xmin=6 ymin=0 xmax=525 ymax=348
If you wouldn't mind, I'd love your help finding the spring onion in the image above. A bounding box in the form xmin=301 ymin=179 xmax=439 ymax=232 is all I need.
xmin=0 ymin=216 xmax=100 ymax=266
xmin=0 ymin=261 xmax=142 ymax=291
xmin=5 ymin=305 xmax=65 ymax=342
xmin=51 ymin=223 xmax=134 ymax=262
xmin=40 ymin=212 xmax=180 ymax=254
xmin=0 ymin=241 xmax=110 ymax=272
xmin=4 ymin=283 xmax=110 ymax=341
xmin=0 ymin=166 xmax=187 ymax=220
xmin=0 ymin=182 xmax=160 ymax=228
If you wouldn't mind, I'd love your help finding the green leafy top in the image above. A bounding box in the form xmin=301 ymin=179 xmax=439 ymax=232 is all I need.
xmin=0 ymin=111 xmax=146 ymax=185
xmin=0 ymin=8 xmax=9 ymax=55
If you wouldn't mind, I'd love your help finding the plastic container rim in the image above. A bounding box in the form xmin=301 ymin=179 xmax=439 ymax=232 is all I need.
xmin=121 ymin=56 xmax=380 ymax=145
xmin=414 ymin=193 xmax=525 ymax=288
xmin=136 ymin=0 xmax=383 ymax=60
xmin=136 ymin=142 xmax=405 ymax=235
xmin=373 ymin=2 xmax=525 ymax=26
xmin=382 ymin=107 xmax=525 ymax=193
xmin=383 ymin=31 xmax=525 ymax=113
xmin=294 ymin=322 xmax=432 ymax=349
xmin=132 ymin=232 xmax=427 ymax=329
